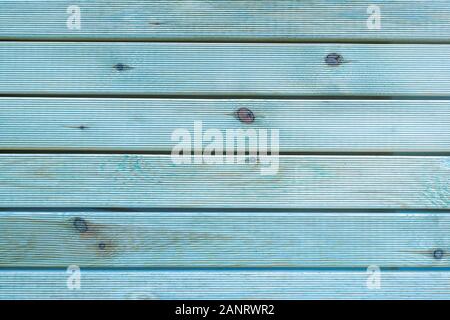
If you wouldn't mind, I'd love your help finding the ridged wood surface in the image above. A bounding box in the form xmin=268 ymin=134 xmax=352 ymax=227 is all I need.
xmin=0 ymin=154 xmax=448 ymax=209
xmin=0 ymin=210 xmax=448 ymax=268
xmin=1 ymin=1 xmax=450 ymax=300
xmin=1 ymin=1 xmax=450 ymax=42
xmin=0 ymin=98 xmax=449 ymax=152
xmin=1 ymin=270 xmax=450 ymax=300
xmin=2 ymin=43 xmax=450 ymax=96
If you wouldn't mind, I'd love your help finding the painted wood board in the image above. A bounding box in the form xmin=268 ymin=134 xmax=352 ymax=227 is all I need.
xmin=2 ymin=43 xmax=450 ymax=96
xmin=1 ymin=270 xmax=450 ymax=300
xmin=0 ymin=210 xmax=449 ymax=268
xmin=1 ymin=98 xmax=450 ymax=152
xmin=0 ymin=154 xmax=448 ymax=208
xmin=1 ymin=1 xmax=450 ymax=42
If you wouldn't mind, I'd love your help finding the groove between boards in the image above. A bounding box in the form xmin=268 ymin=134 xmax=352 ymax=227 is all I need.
xmin=0 ymin=151 xmax=450 ymax=157
xmin=2 ymin=207 xmax=447 ymax=212
xmin=3 ymin=38 xmax=450 ymax=45
xmin=2 ymin=267 xmax=450 ymax=272
xmin=2 ymin=94 xmax=450 ymax=100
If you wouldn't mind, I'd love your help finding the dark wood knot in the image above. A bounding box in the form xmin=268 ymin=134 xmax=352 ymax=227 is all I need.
xmin=325 ymin=53 xmax=343 ymax=66
xmin=236 ymin=107 xmax=255 ymax=124
xmin=73 ymin=217 xmax=88 ymax=233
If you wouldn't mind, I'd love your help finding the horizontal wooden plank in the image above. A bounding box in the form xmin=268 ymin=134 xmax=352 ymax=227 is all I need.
xmin=1 ymin=211 xmax=449 ymax=268
xmin=1 ymin=270 xmax=449 ymax=299
xmin=1 ymin=1 xmax=450 ymax=42
xmin=0 ymin=155 xmax=448 ymax=208
xmin=2 ymin=43 xmax=450 ymax=96
xmin=1 ymin=98 xmax=450 ymax=152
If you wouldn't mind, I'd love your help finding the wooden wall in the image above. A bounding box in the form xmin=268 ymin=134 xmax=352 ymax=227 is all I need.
xmin=0 ymin=1 xmax=449 ymax=299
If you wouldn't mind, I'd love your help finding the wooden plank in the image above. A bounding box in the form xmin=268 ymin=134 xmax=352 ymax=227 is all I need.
xmin=1 ymin=270 xmax=449 ymax=299
xmin=0 ymin=154 xmax=448 ymax=208
xmin=1 ymin=211 xmax=449 ymax=268
xmin=2 ymin=43 xmax=450 ymax=96
xmin=1 ymin=98 xmax=450 ymax=152
xmin=1 ymin=1 xmax=450 ymax=42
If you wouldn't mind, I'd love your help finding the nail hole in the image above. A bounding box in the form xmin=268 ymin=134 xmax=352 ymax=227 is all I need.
xmin=325 ymin=53 xmax=343 ymax=66
xmin=433 ymin=249 xmax=444 ymax=260
xmin=73 ymin=217 xmax=88 ymax=233
xmin=98 ymin=242 xmax=107 ymax=250
xmin=236 ymin=107 xmax=255 ymax=124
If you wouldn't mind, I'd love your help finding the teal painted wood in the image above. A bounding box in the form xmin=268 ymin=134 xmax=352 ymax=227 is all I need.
xmin=1 ymin=270 xmax=450 ymax=300
xmin=1 ymin=1 xmax=450 ymax=42
xmin=3 ymin=43 xmax=450 ymax=96
xmin=1 ymin=210 xmax=449 ymax=268
xmin=0 ymin=154 xmax=448 ymax=208
xmin=1 ymin=98 xmax=450 ymax=152
xmin=1 ymin=1 xmax=450 ymax=301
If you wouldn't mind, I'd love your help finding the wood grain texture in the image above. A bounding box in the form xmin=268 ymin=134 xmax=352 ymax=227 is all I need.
xmin=1 ymin=211 xmax=449 ymax=268
xmin=2 ymin=1 xmax=450 ymax=300
xmin=1 ymin=270 xmax=450 ymax=300
xmin=1 ymin=1 xmax=450 ymax=42
xmin=0 ymin=154 xmax=448 ymax=208
xmin=1 ymin=98 xmax=450 ymax=152
xmin=2 ymin=43 xmax=450 ymax=96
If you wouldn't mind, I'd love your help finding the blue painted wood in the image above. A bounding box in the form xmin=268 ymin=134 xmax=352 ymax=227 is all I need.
xmin=1 ymin=1 xmax=450 ymax=42
xmin=0 ymin=210 xmax=449 ymax=268
xmin=1 ymin=270 xmax=450 ymax=300
xmin=0 ymin=98 xmax=449 ymax=152
xmin=2 ymin=43 xmax=450 ymax=96
xmin=1 ymin=0 xmax=449 ymax=301
xmin=0 ymin=154 xmax=448 ymax=209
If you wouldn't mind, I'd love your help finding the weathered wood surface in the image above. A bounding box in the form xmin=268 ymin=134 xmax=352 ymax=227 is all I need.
xmin=1 ymin=98 xmax=450 ymax=152
xmin=0 ymin=155 xmax=448 ymax=208
xmin=2 ymin=43 xmax=450 ymax=96
xmin=1 ymin=1 xmax=450 ymax=42
xmin=0 ymin=211 xmax=449 ymax=268
xmin=1 ymin=270 xmax=450 ymax=300
xmin=1 ymin=1 xmax=450 ymax=301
